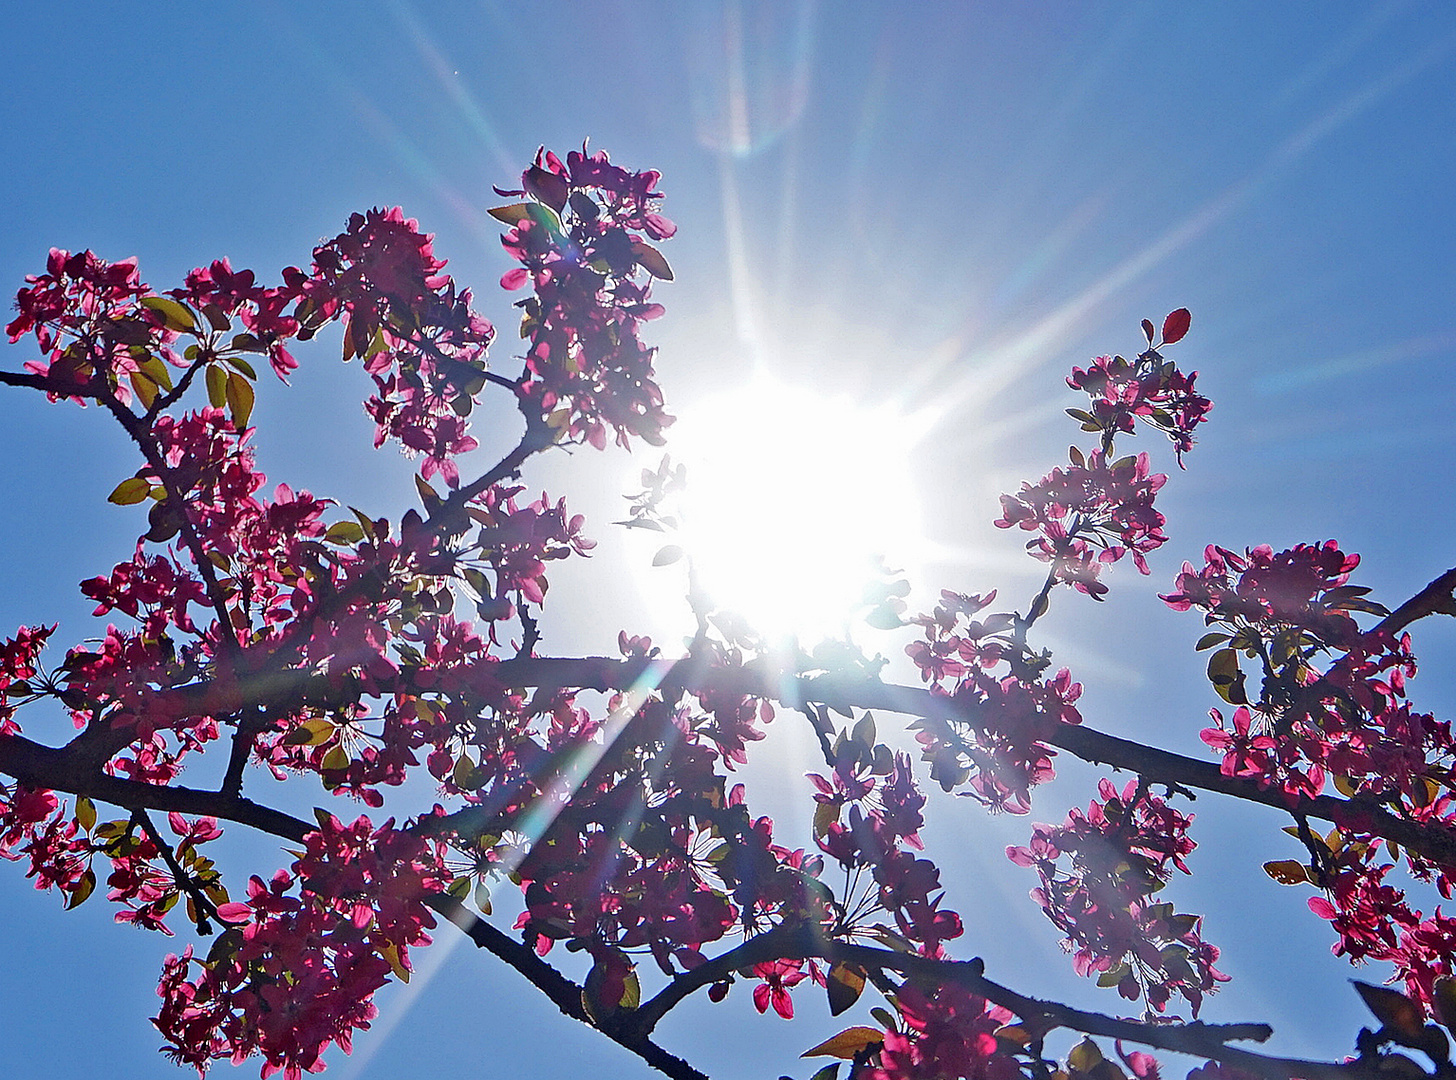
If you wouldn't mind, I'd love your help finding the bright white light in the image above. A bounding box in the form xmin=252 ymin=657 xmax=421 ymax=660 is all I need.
xmin=669 ymin=376 xmax=925 ymax=643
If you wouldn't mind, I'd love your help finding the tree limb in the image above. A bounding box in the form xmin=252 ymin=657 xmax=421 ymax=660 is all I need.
xmin=426 ymin=895 xmax=711 ymax=1080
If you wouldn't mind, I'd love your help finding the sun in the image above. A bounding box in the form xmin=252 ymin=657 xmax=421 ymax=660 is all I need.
xmin=664 ymin=375 xmax=926 ymax=644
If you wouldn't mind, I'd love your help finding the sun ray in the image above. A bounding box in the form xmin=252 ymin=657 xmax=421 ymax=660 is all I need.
xmin=924 ymin=28 xmax=1456 ymax=434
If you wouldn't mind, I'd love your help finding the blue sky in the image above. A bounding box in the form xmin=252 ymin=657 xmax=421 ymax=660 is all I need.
xmin=2 ymin=2 xmax=1455 ymax=1077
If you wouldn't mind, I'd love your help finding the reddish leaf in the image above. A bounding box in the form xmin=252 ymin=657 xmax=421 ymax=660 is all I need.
xmin=1433 ymin=977 xmax=1456 ymax=1029
xmin=1354 ymin=981 xmax=1424 ymax=1038
xmin=1162 ymin=308 xmax=1191 ymax=345
xmin=1141 ymin=318 xmax=1156 ymax=344
xmin=525 ymin=165 xmax=570 ymax=213
xmin=631 ymin=241 xmax=674 ymax=281
xmin=1263 ymin=859 xmax=1310 ymax=885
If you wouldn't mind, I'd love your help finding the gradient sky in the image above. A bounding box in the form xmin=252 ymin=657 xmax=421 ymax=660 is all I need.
xmin=2 ymin=3 xmax=1455 ymax=1078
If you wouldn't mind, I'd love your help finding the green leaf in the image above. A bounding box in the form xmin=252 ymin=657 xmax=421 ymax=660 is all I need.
xmin=205 ymin=363 xmax=228 ymax=408
xmin=1207 ymin=648 xmax=1247 ymax=705
xmin=140 ymin=295 xmax=198 ymax=333
xmin=129 ymin=370 xmax=160 ymax=409
xmin=136 ymin=353 xmax=174 ymax=390
xmin=581 ymin=949 xmax=639 ymax=1023
xmin=1067 ymin=1038 xmax=1104 ymax=1073
xmin=869 ymin=1007 xmax=898 ymax=1032
xmin=525 ymin=201 xmax=564 ymax=235
xmin=452 ymin=753 xmax=476 ymax=791
xmin=568 ymin=191 xmax=601 ymax=222
xmin=349 ymin=507 xmax=379 ymax=543
xmin=321 ymin=745 xmax=349 ymax=772
xmin=381 ymin=941 xmax=410 ymax=983
xmin=864 ymin=924 xmax=914 ymax=952
xmin=75 ymin=797 xmax=96 ymax=833
xmin=108 ymin=477 xmax=152 ymax=505
xmin=284 ymin=718 xmax=336 ymax=747
xmin=1195 ymin=632 xmax=1231 ymax=651
xmin=809 ymin=1066 xmax=842 ymax=1080
xmin=826 ymin=962 xmax=866 ymax=1017
xmin=852 ymin=713 xmax=877 ymax=748
xmin=1096 ymin=961 xmax=1131 ymax=987
xmin=225 ymin=370 xmax=254 ymax=428
xmin=813 ymin=800 xmax=839 ymax=838
xmin=223 ymin=355 xmax=258 ymax=380
xmin=324 ymin=520 xmax=366 ymax=545
xmin=801 ymin=1027 xmax=884 ymax=1060
xmin=488 ymin=203 xmax=532 ymax=225
xmin=66 ymin=868 xmax=97 ymax=909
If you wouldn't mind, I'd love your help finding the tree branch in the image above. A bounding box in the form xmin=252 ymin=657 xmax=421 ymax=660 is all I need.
xmin=1376 ymin=566 xmax=1456 ymax=637
xmin=426 ymin=895 xmax=710 ymax=1080
xmin=0 ymin=367 xmax=58 ymax=392
xmin=628 ymin=922 xmax=1384 ymax=1080
xmin=0 ymin=731 xmax=311 ymax=842
xmin=126 ymin=650 xmax=1456 ymax=868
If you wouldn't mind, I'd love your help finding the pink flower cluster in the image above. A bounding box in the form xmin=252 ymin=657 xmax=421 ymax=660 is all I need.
xmin=6 ymin=248 xmax=159 ymax=403
xmin=505 ymin=675 xmax=817 ymax=983
xmin=996 ymin=449 xmax=1168 ymax=598
xmin=496 ymin=146 xmax=673 ymax=450
xmin=1066 ymin=318 xmax=1211 ymax=464
xmin=1162 ymin=541 xmax=1366 ymax=647
xmin=1007 ymin=778 xmax=1228 ymax=1016
xmin=812 ymin=729 xmax=966 ymax=960
xmin=301 ymin=206 xmax=495 ymax=486
xmin=907 ymin=589 xmax=1082 ymax=812
xmin=466 ymin=484 xmax=597 ymax=617
xmin=0 ymin=785 xmax=91 ymax=900
xmin=873 ymin=983 xmax=1018 ymax=1080
xmin=0 ymin=623 xmax=54 ymax=733
xmin=1166 ymin=544 xmax=1446 ymax=805
xmin=171 ymin=257 xmax=304 ymax=381
xmin=153 ymin=813 xmax=448 ymax=1079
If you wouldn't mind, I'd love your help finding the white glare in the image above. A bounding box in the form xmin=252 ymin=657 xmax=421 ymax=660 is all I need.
xmin=670 ymin=377 xmax=924 ymax=643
